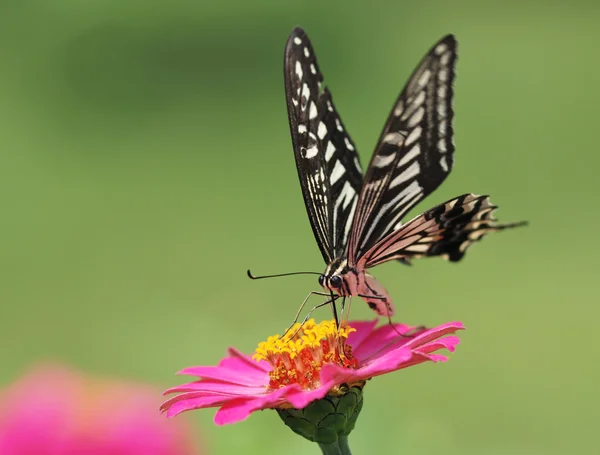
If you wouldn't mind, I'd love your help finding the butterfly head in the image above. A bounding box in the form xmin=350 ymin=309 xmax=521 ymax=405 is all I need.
xmin=319 ymin=259 xmax=358 ymax=296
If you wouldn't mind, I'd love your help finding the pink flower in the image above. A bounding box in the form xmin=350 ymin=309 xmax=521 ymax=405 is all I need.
xmin=162 ymin=319 xmax=463 ymax=425
xmin=0 ymin=363 xmax=198 ymax=455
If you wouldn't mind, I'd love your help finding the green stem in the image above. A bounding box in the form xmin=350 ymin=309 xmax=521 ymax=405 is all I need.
xmin=318 ymin=436 xmax=352 ymax=455
xmin=337 ymin=436 xmax=352 ymax=455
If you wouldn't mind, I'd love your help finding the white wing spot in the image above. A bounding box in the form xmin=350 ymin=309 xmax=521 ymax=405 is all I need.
xmin=335 ymin=118 xmax=344 ymax=132
xmin=389 ymin=161 xmax=420 ymax=188
xmin=435 ymin=43 xmax=448 ymax=55
xmin=418 ymin=69 xmax=431 ymax=87
xmin=405 ymin=243 xmax=430 ymax=253
xmin=398 ymin=144 xmax=420 ymax=167
xmin=344 ymin=137 xmax=355 ymax=151
xmin=330 ymin=160 xmax=346 ymax=185
xmin=295 ymin=61 xmax=303 ymax=80
xmin=383 ymin=132 xmax=406 ymax=145
xmin=438 ymin=139 xmax=447 ymax=152
xmin=353 ymin=156 xmax=362 ymax=172
xmin=439 ymin=155 xmax=449 ymax=172
xmin=327 ymin=101 xmax=334 ymax=112
xmin=393 ymin=100 xmax=405 ymax=117
xmin=304 ymin=145 xmax=319 ymax=159
xmin=301 ymin=83 xmax=310 ymax=102
xmin=317 ymin=122 xmax=327 ymax=139
xmin=407 ymin=106 xmax=424 ymax=128
xmin=309 ymin=101 xmax=318 ymax=119
xmin=437 ymin=85 xmax=447 ymax=98
xmin=310 ymin=63 xmax=317 ymax=74
xmin=438 ymin=69 xmax=449 ymax=82
xmin=441 ymin=53 xmax=451 ymax=65
xmin=437 ymin=103 xmax=447 ymax=118
xmin=445 ymin=199 xmax=457 ymax=210
xmin=333 ymin=182 xmax=357 ymax=246
xmin=325 ymin=141 xmax=336 ymax=161
xmin=298 ymin=124 xmax=307 ymax=134
xmin=304 ymin=47 xmax=310 ymax=57
xmin=405 ymin=126 xmax=422 ymax=146
xmin=294 ymin=37 xmax=302 ymax=45
xmin=400 ymin=91 xmax=426 ymax=121
xmin=439 ymin=119 xmax=447 ymax=135
xmin=338 ymin=181 xmax=356 ymax=209
xmin=373 ymin=152 xmax=396 ymax=168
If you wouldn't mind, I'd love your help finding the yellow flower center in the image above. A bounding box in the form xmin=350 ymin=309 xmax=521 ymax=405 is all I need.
xmin=253 ymin=319 xmax=357 ymax=390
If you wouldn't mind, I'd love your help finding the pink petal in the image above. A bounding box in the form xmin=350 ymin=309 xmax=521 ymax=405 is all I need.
xmin=402 ymin=322 xmax=464 ymax=350
xmin=213 ymin=385 xmax=296 ymax=425
xmin=388 ymin=352 xmax=447 ymax=370
xmin=353 ymin=323 xmax=417 ymax=360
xmin=163 ymin=394 xmax=230 ymax=417
xmin=322 ymin=346 xmax=415 ymax=384
xmin=345 ymin=320 xmax=378 ymax=350
xmin=415 ymin=335 xmax=461 ymax=355
xmin=164 ymin=380 xmax=266 ymax=396
xmin=283 ymin=380 xmax=338 ymax=409
xmin=177 ymin=365 xmax=267 ymax=387
xmin=213 ymin=398 xmax=258 ymax=425
xmin=225 ymin=348 xmax=271 ymax=372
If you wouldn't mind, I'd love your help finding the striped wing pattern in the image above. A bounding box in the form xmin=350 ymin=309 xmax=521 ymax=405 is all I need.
xmin=360 ymin=194 xmax=527 ymax=268
xmin=348 ymin=35 xmax=457 ymax=265
xmin=284 ymin=27 xmax=363 ymax=263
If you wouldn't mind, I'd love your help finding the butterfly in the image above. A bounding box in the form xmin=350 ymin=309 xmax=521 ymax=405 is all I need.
xmin=252 ymin=27 xmax=525 ymax=324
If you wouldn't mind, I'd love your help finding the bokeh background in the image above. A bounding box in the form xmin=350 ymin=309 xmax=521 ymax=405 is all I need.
xmin=1 ymin=1 xmax=597 ymax=454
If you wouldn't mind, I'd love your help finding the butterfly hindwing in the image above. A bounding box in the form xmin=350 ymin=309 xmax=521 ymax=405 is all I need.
xmin=360 ymin=194 xmax=527 ymax=268
xmin=284 ymin=28 xmax=363 ymax=263
xmin=348 ymin=35 xmax=458 ymax=264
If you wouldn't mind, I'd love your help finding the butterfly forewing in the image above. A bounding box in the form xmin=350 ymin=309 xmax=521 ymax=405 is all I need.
xmin=348 ymin=35 xmax=458 ymax=264
xmin=284 ymin=28 xmax=363 ymax=263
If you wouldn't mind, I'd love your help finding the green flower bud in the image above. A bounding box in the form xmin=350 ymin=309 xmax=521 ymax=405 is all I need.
xmin=276 ymin=383 xmax=364 ymax=445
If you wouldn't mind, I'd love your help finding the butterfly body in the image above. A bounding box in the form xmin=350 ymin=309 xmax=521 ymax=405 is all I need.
xmin=319 ymin=259 xmax=395 ymax=317
xmin=282 ymin=28 xmax=526 ymax=320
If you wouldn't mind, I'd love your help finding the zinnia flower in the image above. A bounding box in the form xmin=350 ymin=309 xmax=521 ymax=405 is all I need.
xmin=161 ymin=319 xmax=463 ymax=432
xmin=0 ymin=363 xmax=198 ymax=455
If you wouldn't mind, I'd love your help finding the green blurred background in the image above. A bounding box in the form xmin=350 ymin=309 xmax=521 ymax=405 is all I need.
xmin=1 ymin=1 xmax=597 ymax=454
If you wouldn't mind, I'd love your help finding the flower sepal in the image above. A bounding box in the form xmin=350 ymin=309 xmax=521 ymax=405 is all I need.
xmin=276 ymin=382 xmax=364 ymax=445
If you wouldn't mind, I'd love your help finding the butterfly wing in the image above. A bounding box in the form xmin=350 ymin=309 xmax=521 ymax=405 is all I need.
xmin=284 ymin=27 xmax=363 ymax=263
xmin=359 ymin=194 xmax=527 ymax=268
xmin=347 ymin=35 xmax=457 ymax=265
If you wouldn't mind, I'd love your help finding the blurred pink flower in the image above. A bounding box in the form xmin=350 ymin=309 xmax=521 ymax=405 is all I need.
xmin=162 ymin=319 xmax=463 ymax=425
xmin=0 ymin=364 xmax=198 ymax=455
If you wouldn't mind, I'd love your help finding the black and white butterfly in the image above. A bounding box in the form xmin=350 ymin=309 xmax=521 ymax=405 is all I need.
xmin=253 ymin=27 xmax=525 ymax=322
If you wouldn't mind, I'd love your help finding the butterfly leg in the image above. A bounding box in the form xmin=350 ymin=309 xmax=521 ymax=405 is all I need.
xmin=341 ymin=296 xmax=353 ymax=325
xmin=357 ymin=293 xmax=411 ymax=338
xmin=281 ymin=291 xmax=334 ymax=339
xmin=287 ymin=295 xmax=339 ymax=339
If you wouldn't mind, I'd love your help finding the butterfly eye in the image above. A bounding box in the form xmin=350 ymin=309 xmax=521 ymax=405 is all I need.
xmin=318 ymin=275 xmax=325 ymax=286
xmin=330 ymin=275 xmax=342 ymax=288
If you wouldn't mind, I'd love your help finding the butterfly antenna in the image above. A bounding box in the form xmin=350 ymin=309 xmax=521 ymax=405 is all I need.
xmin=247 ymin=270 xmax=321 ymax=280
